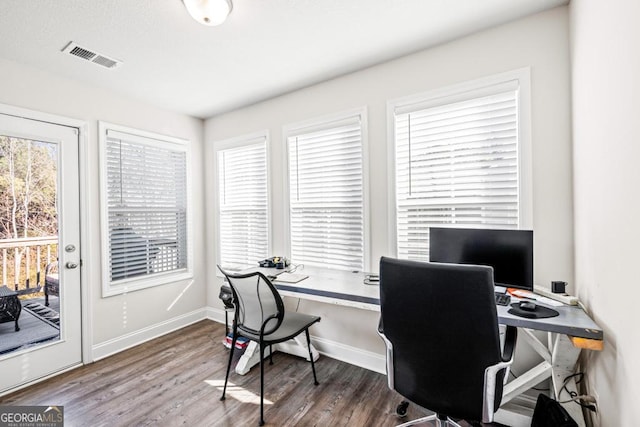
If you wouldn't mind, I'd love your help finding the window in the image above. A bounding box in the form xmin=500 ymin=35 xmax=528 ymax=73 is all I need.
xmin=99 ymin=122 xmax=192 ymax=296
xmin=216 ymin=133 xmax=269 ymax=270
xmin=391 ymin=70 xmax=531 ymax=261
xmin=285 ymin=110 xmax=367 ymax=271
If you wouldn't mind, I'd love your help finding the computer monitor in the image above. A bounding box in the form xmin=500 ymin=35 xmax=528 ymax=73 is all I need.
xmin=429 ymin=227 xmax=534 ymax=291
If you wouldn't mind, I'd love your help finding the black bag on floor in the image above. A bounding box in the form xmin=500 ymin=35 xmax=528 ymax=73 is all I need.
xmin=532 ymin=393 xmax=578 ymax=427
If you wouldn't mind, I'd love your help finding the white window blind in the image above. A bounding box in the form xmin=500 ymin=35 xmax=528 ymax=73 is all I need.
xmin=218 ymin=138 xmax=268 ymax=270
xmin=287 ymin=115 xmax=364 ymax=271
xmin=395 ymin=81 xmax=521 ymax=261
xmin=104 ymin=128 xmax=189 ymax=284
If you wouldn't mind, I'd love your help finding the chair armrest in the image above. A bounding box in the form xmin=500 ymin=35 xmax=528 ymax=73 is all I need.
xmin=483 ymin=326 xmax=518 ymax=422
xmin=501 ymin=325 xmax=517 ymax=362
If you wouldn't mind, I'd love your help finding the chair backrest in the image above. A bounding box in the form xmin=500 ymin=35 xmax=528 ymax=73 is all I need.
xmin=218 ymin=267 xmax=285 ymax=337
xmin=379 ymin=257 xmax=504 ymax=421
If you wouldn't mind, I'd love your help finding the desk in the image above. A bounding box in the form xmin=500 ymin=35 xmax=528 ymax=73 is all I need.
xmin=233 ymin=266 xmax=602 ymax=426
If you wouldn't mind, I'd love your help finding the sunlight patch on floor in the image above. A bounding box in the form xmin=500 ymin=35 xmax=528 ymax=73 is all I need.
xmin=205 ymin=380 xmax=273 ymax=405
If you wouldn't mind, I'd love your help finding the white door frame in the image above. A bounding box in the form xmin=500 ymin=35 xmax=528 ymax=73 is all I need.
xmin=0 ymin=102 xmax=92 ymax=388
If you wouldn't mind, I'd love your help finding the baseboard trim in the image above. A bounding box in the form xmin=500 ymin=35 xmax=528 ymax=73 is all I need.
xmin=92 ymin=308 xmax=207 ymax=361
xmin=312 ymin=336 xmax=386 ymax=374
xmin=206 ymin=306 xmax=229 ymax=325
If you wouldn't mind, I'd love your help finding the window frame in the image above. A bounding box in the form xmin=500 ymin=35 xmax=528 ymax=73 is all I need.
xmin=283 ymin=107 xmax=370 ymax=272
xmin=213 ymin=130 xmax=271 ymax=276
xmin=99 ymin=121 xmax=193 ymax=297
xmin=387 ymin=68 xmax=533 ymax=258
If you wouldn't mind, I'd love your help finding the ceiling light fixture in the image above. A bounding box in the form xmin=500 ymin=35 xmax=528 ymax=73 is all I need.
xmin=182 ymin=0 xmax=233 ymax=26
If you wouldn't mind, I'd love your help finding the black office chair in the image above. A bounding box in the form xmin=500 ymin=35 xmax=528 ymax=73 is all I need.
xmin=217 ymin=266 xmax=321 ymax=426
xmin=378 ymin=257 xmax=517 ymax=426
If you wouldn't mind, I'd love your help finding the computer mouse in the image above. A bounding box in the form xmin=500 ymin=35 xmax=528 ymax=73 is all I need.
xmin=519 ymin=301 xmax=537 ymax=312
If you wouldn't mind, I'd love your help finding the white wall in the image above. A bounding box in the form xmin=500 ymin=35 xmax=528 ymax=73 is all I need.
xmin=0 ymin=58 xmax=207 ymax=355
xmin=570 ymin=1 xmax=640 ymax=425
xmin=205 ymin=7 xmax=573 ymax=357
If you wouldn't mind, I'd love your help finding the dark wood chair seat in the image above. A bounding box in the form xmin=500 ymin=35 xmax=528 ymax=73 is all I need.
xmin=0 ymin=285 xmax=22 ymax=331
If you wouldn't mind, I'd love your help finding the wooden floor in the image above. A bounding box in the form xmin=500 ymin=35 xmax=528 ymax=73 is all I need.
xmin=0 ymin=320 xmax=484 ymax=427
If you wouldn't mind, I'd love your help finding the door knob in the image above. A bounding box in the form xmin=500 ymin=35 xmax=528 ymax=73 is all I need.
xmin=66 ymin=261 xmax=79 ymax=269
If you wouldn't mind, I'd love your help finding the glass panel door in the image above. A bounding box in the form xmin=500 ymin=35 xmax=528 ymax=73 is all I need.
xmin=0 ymin=111 xmax=82 ymax=394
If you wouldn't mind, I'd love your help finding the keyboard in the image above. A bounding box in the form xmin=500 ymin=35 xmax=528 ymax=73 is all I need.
xmin=495 ymin=292 xmax=511 ymax=306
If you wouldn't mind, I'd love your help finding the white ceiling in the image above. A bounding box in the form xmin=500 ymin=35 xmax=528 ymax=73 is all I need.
xmin=0 ymin=0 xmax=567 ymax=119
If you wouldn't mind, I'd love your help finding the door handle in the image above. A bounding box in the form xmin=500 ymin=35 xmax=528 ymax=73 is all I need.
xmin=66 ymin=261 xmax=79 ymax=269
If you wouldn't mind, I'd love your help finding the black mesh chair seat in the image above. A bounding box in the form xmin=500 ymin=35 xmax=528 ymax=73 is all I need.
xmin=238 ymin=311 xmax=320 ymax=344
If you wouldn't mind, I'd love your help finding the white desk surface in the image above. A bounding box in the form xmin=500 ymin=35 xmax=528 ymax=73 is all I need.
xmin=498 ymin=299 xmax=603 ymax=340
xmin=242 ymin=265 xmax=602 ymax=340
xmin=245 ymin=265 xmax=380 ymax=311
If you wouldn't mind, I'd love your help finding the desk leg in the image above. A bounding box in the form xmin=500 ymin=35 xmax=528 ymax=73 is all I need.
xmin=502 ymin=360 xmax=552 ymax=404
xmin=274 ymin=335 xmax=320 ymax=362
xmin=234 ymin=341 xmax=272 ymax=375
xmin=503 ymin=328 xmax=553 ymax=404
xmin=551 ymin=334 xmax=585 ymax=427
xmin=499 ymin=329 xmax=589 ymax=426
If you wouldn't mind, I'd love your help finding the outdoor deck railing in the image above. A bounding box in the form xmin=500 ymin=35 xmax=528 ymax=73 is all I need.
xmin=0 ymin=236 xmax=58 ymax=294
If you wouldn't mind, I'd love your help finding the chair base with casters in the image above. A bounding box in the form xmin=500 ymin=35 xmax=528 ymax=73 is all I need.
xmin=218 ymin=267 xmax=321 ymax=426
xmin=393 ymin=400 xmax=465 ymax=427
xmin=396 ymin=400 xmax=409 ymax=418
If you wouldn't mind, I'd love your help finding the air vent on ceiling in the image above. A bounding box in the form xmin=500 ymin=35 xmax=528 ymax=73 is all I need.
xmin=61 ymin=41 xmax=122 ymax=69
